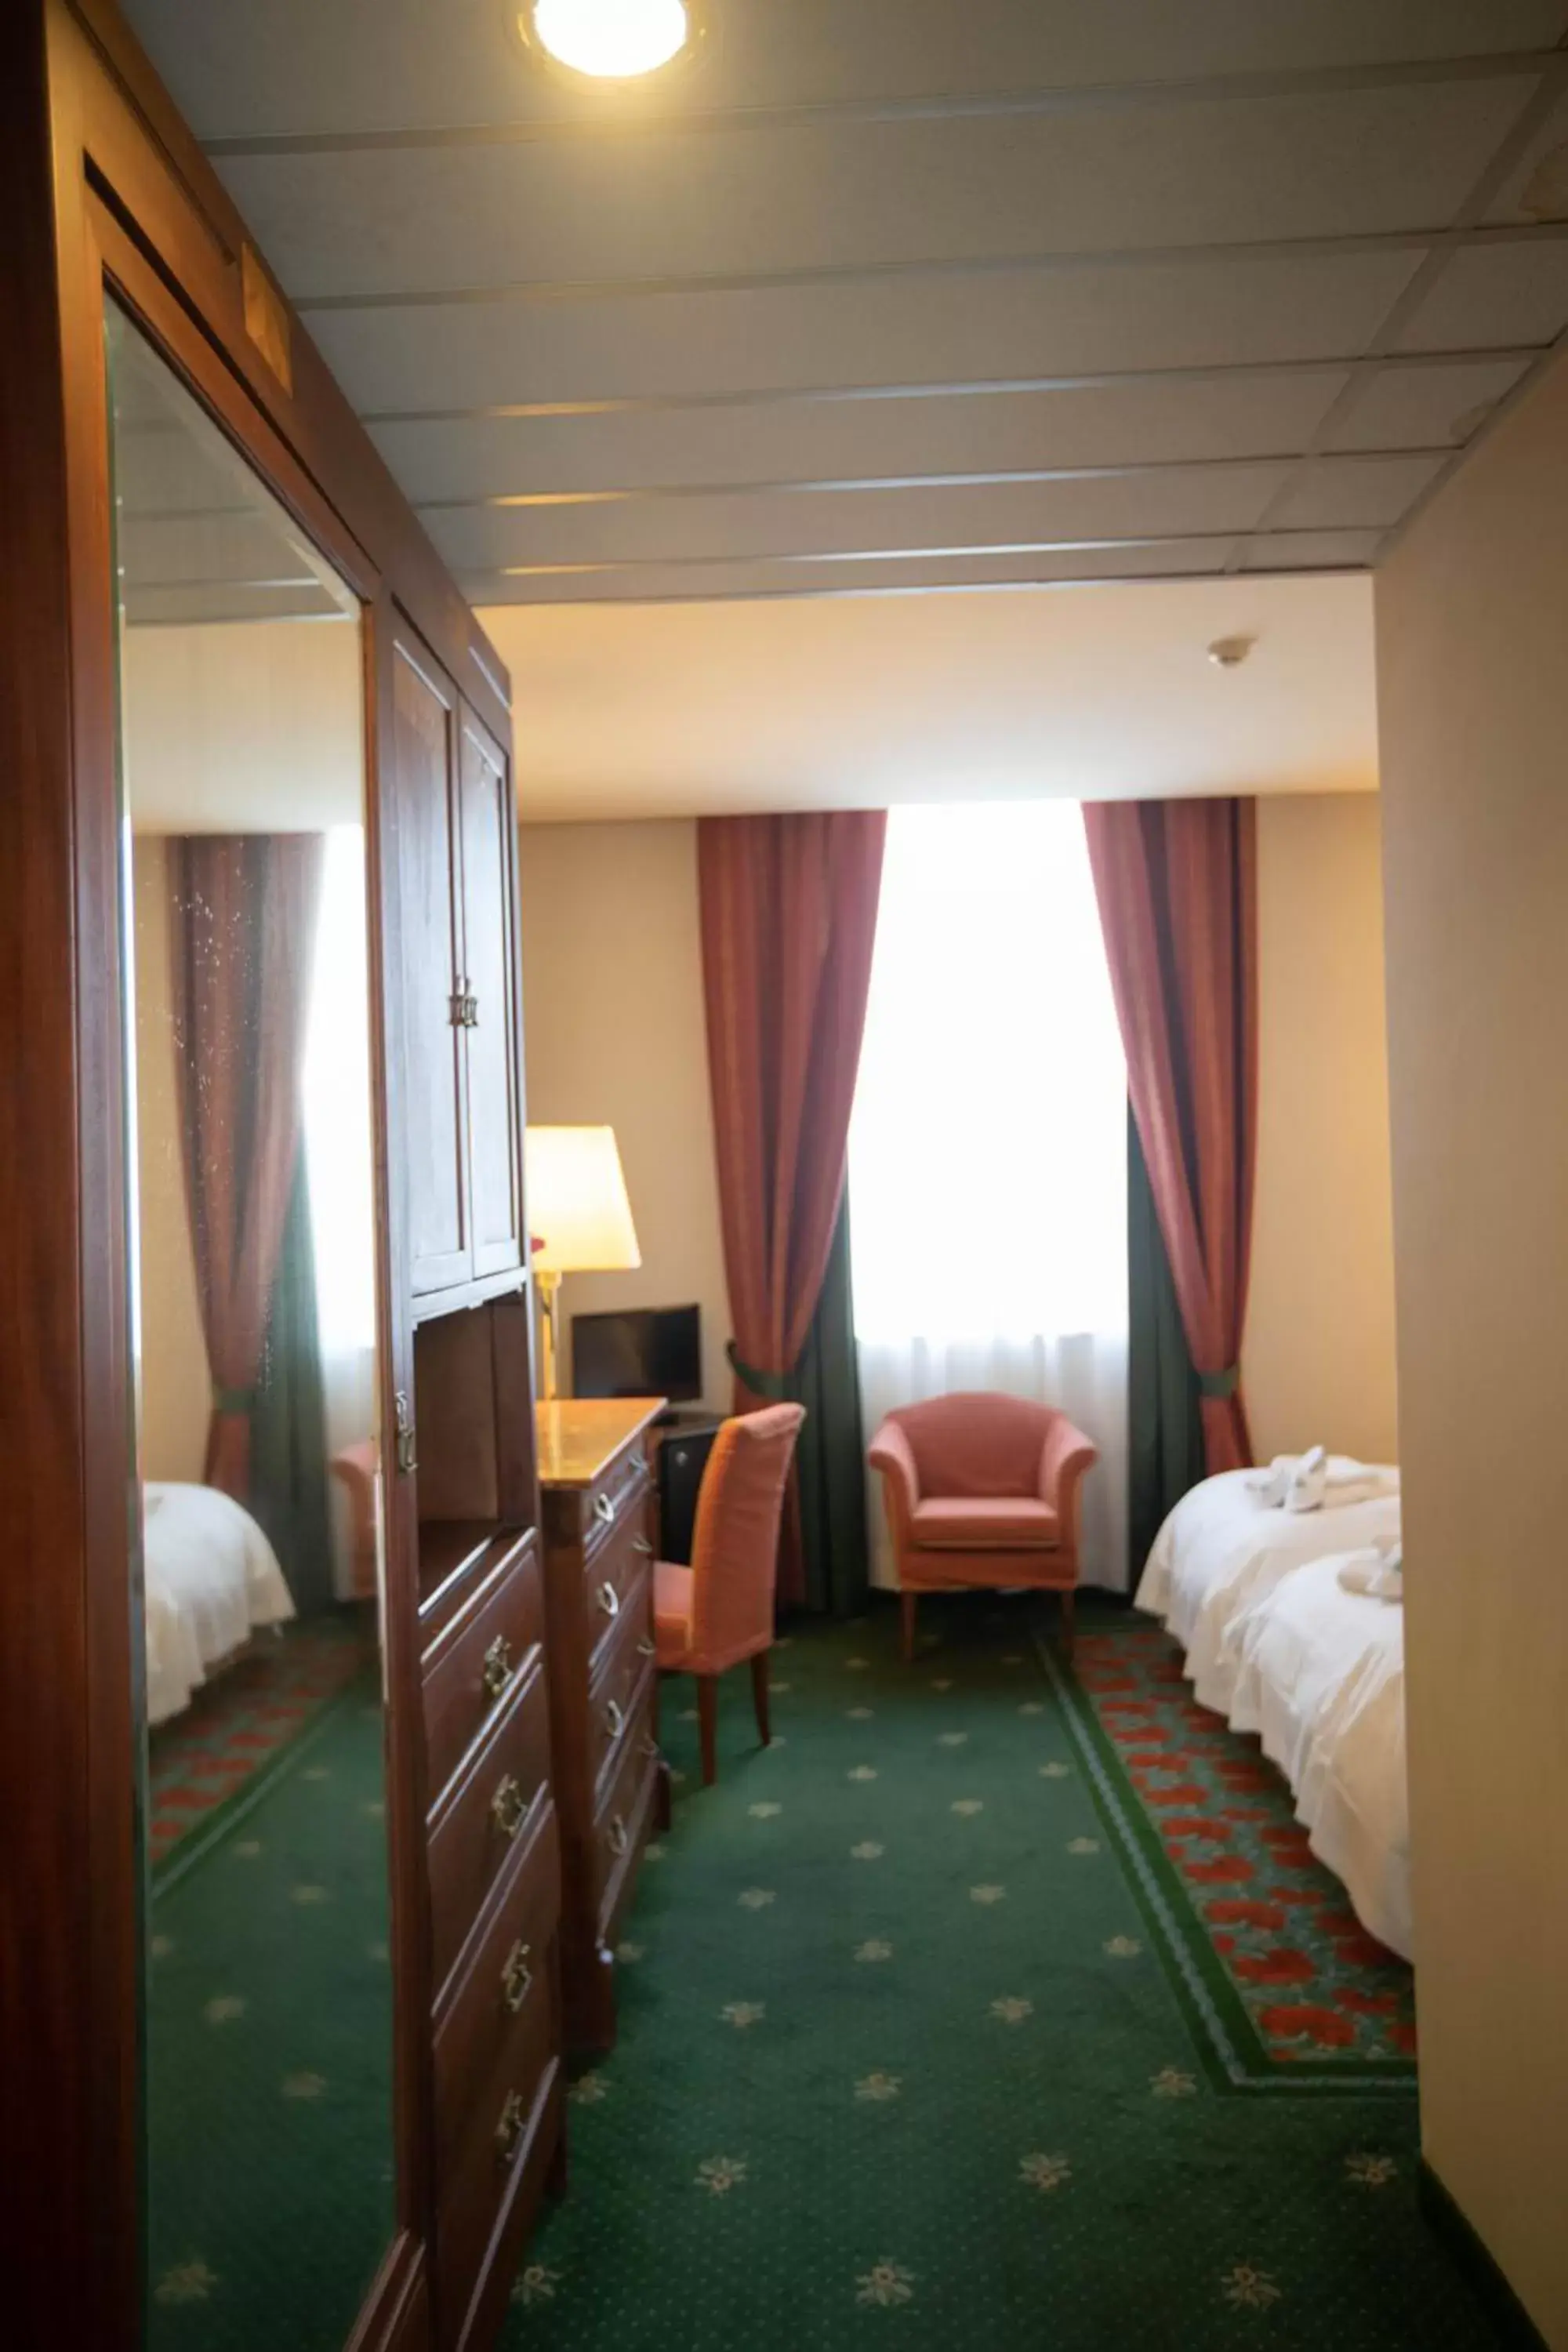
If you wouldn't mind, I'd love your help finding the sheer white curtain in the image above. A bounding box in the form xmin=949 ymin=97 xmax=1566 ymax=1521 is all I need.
xmin=300 ymin=825 xmax=379 ymax=1598
xmin=849 ymin=802 xmax=1130 ymax=1591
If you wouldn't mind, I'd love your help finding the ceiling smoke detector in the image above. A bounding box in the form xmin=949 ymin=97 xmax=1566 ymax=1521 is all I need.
xmin=1207 ymin=636 xmax=1255 ymax=670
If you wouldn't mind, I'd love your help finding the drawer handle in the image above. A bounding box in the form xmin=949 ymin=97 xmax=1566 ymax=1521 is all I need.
xmin=604 ymin=1697 xmax=626 ymax=1740
xmin=631 ymin=1535 xmax=653 ymax=1558
xmin=495 ymin=2089 xmax=527 ymax=2166
xmin=501 ymin=1939 xmax=533 ymax=2015
xmin=636 ymin=1637 xmax=655 ymax=1660
xmin=607 ymin=1815 xmax=629 ymax=1858
xmin=597 ymin=1581 xmax=620 ymax=1620
xmin=594 ymin=1492 xmax=617 ymax=1527
xmin=490 ymin=1775 xmax=527 ymax=1841
xmin=481 ymin=1635 xmax=515 ymax=1701
xmin=640 ymin=1735 xmax=659 ymax=1762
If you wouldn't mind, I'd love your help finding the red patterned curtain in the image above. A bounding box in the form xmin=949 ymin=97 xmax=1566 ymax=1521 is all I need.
xmin=167 ymin=833 xmax=325 ymax=1500
xmin=1082 ymin=798 xmax=1258 ymax=1475
xmin=697 ymin=812 xmax=887 ymax=1605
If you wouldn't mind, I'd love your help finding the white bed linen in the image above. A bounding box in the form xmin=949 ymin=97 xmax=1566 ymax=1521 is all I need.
xmin=143 ymin=1481 xmax=295 ymax=1726
xmin=1227 ymin=1557 xmax=1411 ymax=1959
xmin=1135 ymin=1465 xmax=1400 ymax=1715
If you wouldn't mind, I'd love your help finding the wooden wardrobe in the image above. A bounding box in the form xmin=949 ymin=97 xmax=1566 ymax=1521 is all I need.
xmin=0 ymin=4 xmax=561 ymax=2346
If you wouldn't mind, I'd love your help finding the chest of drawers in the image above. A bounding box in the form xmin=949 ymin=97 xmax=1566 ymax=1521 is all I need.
xmin=535 ymin=1396 xmax=669 ymax=2053
xmin=419 ymin=1528 xmax=564 ymax=2350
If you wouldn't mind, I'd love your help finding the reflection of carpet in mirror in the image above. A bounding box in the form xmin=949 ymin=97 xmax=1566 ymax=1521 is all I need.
xmin=148 ymin=1608 xmax=378 ymax=1872
xmin=147 ymin=1671 xmax=394 ymax=2349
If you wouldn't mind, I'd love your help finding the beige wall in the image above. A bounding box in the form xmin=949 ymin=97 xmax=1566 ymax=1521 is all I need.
xmin=131 ymin=837 xmax=211 ymax=1483
xmin=517 ymin=821 xmax=731 ymax=1410
xmin=1242 ymin=794 xmax=1399 ymax=1465
xmin=1376 ymin=353 xmax=1568 ymax=2347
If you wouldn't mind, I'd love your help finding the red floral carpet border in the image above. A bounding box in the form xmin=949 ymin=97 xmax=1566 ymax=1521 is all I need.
xmin=1044 ymin=1619 xmax=1416 ymax=2092
xmin=148 ymin=1611 xmax=376 ymax=1874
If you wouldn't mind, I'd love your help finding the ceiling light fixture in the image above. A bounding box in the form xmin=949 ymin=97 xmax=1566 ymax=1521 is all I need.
xmin=521 ymin=0 xmax=694 ymax=80
xmin=1207 ymin=635 xmax=1255 ymax=670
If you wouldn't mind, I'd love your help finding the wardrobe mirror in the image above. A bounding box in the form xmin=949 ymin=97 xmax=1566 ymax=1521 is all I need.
xmin=107 ymin=299 xmax=395 ymax=2346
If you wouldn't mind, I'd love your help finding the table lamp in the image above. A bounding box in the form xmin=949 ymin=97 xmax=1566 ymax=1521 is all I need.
xmin=524 ymin=1124 xmax=642 ymax=1403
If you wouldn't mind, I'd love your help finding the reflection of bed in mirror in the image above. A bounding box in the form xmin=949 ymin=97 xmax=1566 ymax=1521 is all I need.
xmin=142 ymin=1479 xmax=295 ymax=1727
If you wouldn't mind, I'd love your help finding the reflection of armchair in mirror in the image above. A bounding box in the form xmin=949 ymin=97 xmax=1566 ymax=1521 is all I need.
xmin=331 ymin=1438 xmax=383 ymax=1600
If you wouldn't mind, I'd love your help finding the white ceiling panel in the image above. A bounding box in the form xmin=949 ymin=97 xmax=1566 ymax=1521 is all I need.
xmin=1240 ymin=529 xmax=1386 ymax=569
xmin=221 ymin=83 xmax=1526 ymax=301
xmin=377 ymin=371 xmax=1352 ymax=503
xmin=461 ymin=539 xmax=1245 ymax=605
xmin=1396 ymin=237 xmax=1568 ymax=349
xmin=312 ymin=252 xmax=1424 ymax=414
xmin=1481 ymin=89 xmax=1568 ymax=222
xmin=1265 ymin=451 xmax=1446 ymax=528
xmin=125 ymin=1 xmax=1566 ymax=141
xmin=426 ymin=463 xmax=1294 ymax=569
xmin=1327 ymin=354 xmax=1534 ymax=447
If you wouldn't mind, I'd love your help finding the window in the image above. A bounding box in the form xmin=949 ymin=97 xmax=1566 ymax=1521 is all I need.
xmin=849 ymin=801 xmax=1130 ymax=1586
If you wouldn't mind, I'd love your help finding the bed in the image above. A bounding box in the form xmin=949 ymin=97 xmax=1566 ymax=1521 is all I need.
xmin=142 ymin=1480 xmax=295 ymax=1727
xmin=1135 ymin=1463 xmax=1412 ymax=1960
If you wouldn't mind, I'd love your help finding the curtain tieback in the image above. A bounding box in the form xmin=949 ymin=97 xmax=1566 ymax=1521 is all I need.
xmin=1196 ymin=1365 xmax=1240 ymax=1402
xmin=726 ymin=1341 xmax=797 ymax=1403
xmin=212 ymin=1384 xmax=257 ymax=1414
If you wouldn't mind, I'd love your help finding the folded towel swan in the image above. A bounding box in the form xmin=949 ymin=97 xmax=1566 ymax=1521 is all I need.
xmin=1337 ymin=1542 xmax=1404 ymax=1603
xmin=1248 ymin=1446 xmax=1399 ymax=1515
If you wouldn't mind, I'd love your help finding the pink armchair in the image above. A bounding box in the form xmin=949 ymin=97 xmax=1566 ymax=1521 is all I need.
xmin=868 ymin=1393 xmax=1098 ymax=1660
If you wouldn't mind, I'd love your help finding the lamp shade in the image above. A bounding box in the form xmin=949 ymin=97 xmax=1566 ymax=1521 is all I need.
xmin=525 ymin=1126 xmax=642 ymax=1275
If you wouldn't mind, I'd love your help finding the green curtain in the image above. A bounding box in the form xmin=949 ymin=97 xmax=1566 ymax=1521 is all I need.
xmin=1127 ymin=1105 xmax=1205 ymax=1584
xmin=247 ymin=1159 xmax=335 ymax=1616
xmin=793 ymin=1196 xmax=871 ymax=1616
xmin=731 ymin=1193 xmax=871 ymax=1617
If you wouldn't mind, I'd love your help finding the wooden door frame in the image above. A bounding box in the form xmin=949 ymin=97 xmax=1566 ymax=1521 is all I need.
xmin=0 ymin=3 xmax=517 ymax=2342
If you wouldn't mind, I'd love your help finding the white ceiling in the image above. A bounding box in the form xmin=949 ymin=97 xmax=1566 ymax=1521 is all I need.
xmin=485 ymin=573 xmax=1377 ymax=820
xmin=120 ymin=0 xmax=1568 ymax=604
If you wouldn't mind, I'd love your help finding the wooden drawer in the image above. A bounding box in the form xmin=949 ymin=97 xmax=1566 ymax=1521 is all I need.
xmin=584 ymin=1523 xmax=652 ymax=1677
xmin=429 ymin=1659 xmax=553 ymax=2006
xmin=593 ymin=1679 xmax=659 ymax=1922
xmin=581 ymin=1446 xmax=651 ymax=1564
xmin=434 ymin=1793 xmax=561 ymax=2178
xmin=423 ymin=1533 xmax=543 ymax=1812
xmin=587 ymin=1599 xmax=657 ymax=1798
xmin=436 ymin=1968 xmax=561 ymax=2352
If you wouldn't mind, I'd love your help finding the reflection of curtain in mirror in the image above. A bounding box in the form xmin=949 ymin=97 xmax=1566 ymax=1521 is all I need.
xmin=168 ymin=834 xmax=332 ymax=1606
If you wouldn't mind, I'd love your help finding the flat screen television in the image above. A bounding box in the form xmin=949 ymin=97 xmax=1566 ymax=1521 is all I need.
xmin=571 ymin=1304 xmax=702 ymax=1405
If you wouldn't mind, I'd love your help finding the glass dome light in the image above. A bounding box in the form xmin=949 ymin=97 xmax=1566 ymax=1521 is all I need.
xmin=526 ymin=0 xmax=691 ymax=79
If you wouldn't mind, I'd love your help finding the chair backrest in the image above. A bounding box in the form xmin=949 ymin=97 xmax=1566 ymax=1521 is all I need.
xmin=688 ymin=1404 xmax=807 ymax=1657
xmin=890 ymin=1392 xmax=1056 ymax=1498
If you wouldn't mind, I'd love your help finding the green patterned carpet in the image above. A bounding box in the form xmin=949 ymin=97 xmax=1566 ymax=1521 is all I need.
xmin=147 ymin=1675 xmax=394 ymax=2349
xmin=506 ymin=1599 xmax=1504 ymax=2351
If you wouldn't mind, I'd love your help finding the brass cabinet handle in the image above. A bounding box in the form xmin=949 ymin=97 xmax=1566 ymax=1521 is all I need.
xmin=594 ymin=1491 xmax=617 ymax=1526
xmin=490 ymin=1775 xmax=526 ymax=1841
xmin=607 ymin=1815 xmax=629 ymax=1858
xmin=640 ymin=1735 xmax=659 ymax=1762
xmin=636 ymin=1637 xmax=655 ymax=1660
xmin=604 ymin=1697 xmax=625 ymax=1740
xmin=495 ymin=2089 xmax=527 ymax=2165
xmin=394 ymin=1390 xmax=416 ymax=1476
xmin=464 ymin=991 xmax=480 ymax=1028
xmin=500 ymin=1939 xmax=533 ymax=2015
xmin=630 ymin=1535 xmax=652 ymax=1558
xmin=597 ymin=1581 xmax=620 ymax=1620
xmin=481 ymin=1635 xmax=515 ymax=1701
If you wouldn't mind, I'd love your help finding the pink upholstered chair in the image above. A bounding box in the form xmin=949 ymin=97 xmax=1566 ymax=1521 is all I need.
xmin=653 ymin=1403 xmax=806 ymax=1786
xmin=868 ymin=1393 xmax=1098 ymax=1661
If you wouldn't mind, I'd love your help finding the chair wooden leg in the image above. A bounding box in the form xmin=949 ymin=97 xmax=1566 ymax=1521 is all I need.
xmin=697 ymin=1675 xmax=719 ymax=1787
xmin=900 ymin=1589 xmax=917 ymax=1664
xmin=750 ymin=1651 xmax=771 ymax=1747
xmin=1060 ymin=1587 xmax=1076 ymax=1661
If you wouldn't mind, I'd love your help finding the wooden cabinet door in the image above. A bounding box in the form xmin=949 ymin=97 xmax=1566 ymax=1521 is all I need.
xmin=390 ymin=633 xmax=472 ymax=1294
xmin=456 ymin=707 xmax=525 ymax=1281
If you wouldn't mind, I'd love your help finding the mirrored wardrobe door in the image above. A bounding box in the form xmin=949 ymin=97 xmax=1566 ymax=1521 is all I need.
xmin=105 ymin=296 xmax=397 ymax=2350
